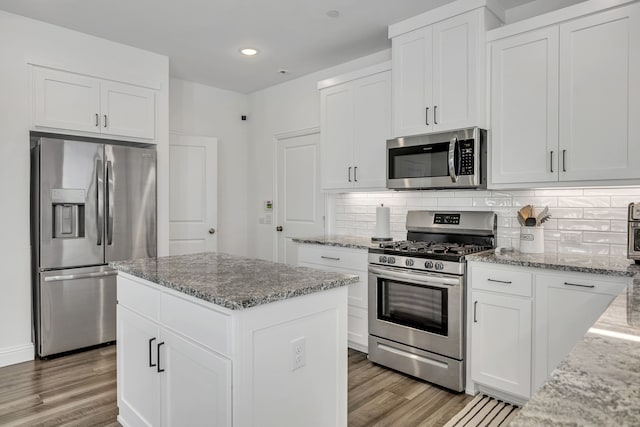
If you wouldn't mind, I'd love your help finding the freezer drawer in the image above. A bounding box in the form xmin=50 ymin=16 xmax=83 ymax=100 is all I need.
xmin=37 ymin=266 xmax=117 ymax=357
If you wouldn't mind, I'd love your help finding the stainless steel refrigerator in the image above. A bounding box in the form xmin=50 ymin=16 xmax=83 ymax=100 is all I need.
xmin=31 ymin=135 xmax=156 ymax=357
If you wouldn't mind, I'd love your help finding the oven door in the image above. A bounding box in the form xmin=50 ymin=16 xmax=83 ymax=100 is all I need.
xmin=368 ymin=265 xmax=463 ymax=360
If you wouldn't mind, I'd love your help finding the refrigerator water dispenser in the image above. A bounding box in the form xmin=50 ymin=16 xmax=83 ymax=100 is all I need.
xmin=51 ymin=188 xmax=85 ymax=239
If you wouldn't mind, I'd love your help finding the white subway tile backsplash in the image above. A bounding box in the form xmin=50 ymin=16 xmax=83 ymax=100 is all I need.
xmin=331 ymin=187 xmax=640 ymax=256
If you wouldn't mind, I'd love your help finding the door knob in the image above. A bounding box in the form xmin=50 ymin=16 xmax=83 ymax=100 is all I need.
xmin=208 ymin=228 xmax=216 ymax=235
xmin=276 ymin=226 xmax=283 ymax=232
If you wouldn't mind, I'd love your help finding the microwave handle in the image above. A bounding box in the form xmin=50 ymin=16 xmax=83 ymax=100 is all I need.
xmin=448 ymin=137 xmax=458 ymax=183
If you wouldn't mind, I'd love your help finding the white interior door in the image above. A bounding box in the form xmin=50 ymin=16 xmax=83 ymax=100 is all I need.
xmin=169 ymin=133 xmax=218 ymax=255
xmin=275 ymin=130 xmax=325 ymax=265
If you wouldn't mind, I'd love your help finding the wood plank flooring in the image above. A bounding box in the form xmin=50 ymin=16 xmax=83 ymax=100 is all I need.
xmin=0 ymin=346 xmax=471 ymax=426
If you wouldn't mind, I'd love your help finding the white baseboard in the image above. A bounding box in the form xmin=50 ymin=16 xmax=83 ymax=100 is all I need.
xmin=348 ymin=341 xmax=368 ymax=354
xmin=0 ymin=343 xmax=34 ymax=368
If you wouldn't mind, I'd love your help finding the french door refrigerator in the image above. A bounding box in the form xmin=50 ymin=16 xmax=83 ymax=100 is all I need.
xmin=31 ymin=136 xmax=156 ymax=357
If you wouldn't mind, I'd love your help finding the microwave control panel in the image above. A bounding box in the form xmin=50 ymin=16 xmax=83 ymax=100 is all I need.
xmin=459 ymin=140 xmax=475 ymax=175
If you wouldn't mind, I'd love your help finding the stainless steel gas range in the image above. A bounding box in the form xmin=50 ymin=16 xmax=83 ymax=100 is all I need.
xmin=368 ymin=210 xmax=496 ymax=392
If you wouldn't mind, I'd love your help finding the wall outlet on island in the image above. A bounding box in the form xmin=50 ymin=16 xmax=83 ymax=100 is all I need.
xmin=291 ymin=336 xmax=306 ymax=371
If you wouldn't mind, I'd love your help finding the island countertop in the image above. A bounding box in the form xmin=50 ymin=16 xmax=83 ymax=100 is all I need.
xmin=110 ymin=252 xmax=359 ymax=310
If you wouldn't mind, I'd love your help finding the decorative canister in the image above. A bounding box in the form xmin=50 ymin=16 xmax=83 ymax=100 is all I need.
xmin=520 ymin=226 xmax=544 ymax=253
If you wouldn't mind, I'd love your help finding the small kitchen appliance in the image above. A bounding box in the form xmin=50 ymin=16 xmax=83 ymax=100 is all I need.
xmin=386 ymin=127 xmax=486 ymax=190
xmin=628 ymin=203 xmax=640 ymax=263
xmin=368 ymin=210 xmax=496 ymax=391
xmin=31 ymin=134 xmax=157 ymax=357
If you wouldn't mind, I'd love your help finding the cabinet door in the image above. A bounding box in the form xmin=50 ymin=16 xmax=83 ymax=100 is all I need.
xmin=392 ymin=26 xmax=433 ymax=137
xmin=353 ymin=70 xmax=390 ymax=189
xmin=490 ymin=27 xmax=559 ymax=184
xmin=432 ymin=11 xmax=478 ymax=131
xmin=471 ymin=291 xmax=532 ymax=398
xmin=117 ymin=306 xmax=161 ymax=427
xmin=320 ymin=83 xmax=354 ymax=190
xmin=161 ymin=330 xmax=232 ymax=427
xmin=33 ymin=67 xmax=101 ymax=133
xmin=533 ymin=274 xmax=622 ymax=390
xmin=558 ymin=4 xmax=640 ymax=181
xmin=101 ymin=81 xmax=156 ymax=140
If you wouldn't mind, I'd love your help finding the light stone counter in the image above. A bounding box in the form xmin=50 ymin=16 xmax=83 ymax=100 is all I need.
xmin=292 ymin=234 xmax=375 ymax=250
xmin=468 ymin=251 xmax=640 ymax=426
xmin=111 ymin=252 xmax=358 ymax=310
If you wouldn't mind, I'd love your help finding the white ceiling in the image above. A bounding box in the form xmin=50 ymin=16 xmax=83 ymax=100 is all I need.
xmin=0 ymin=0 xmax=536 ymax=93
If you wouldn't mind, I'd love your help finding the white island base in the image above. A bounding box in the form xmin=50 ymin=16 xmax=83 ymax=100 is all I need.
xmin=116 ymin=272 xmax=348 ymax=427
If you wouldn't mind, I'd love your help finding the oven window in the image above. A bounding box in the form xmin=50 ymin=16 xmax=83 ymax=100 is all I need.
xmin=388 ymin=142 xmax=450 ymax=179
xmin=635 ymin=228 xmax=640 ymax=251
xmin=377 ymin=278 xmax=448 ymax=336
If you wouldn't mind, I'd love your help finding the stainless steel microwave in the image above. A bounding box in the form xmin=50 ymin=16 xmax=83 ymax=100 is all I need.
xmin=387 ymin=127 xmax=486 ymax=190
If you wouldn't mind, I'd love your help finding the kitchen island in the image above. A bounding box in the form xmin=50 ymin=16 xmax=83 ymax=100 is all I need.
xmin=467 ymin=251 xmax=640 ymax=426
xmin=111 ymin=252 xmax=358 ymax=427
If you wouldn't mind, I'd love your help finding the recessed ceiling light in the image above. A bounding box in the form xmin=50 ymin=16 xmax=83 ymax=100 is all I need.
xmin=240 ymin=48 xmax=259 ymax=56
xmin=326 ymin=10 xmax=340 ymax=18
xmin=278 ymin=69 xmax=290 ymax=75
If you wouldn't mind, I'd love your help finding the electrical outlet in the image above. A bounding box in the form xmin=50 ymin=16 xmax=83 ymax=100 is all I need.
xmin=291 ymin=337 xmax=305 ymax=371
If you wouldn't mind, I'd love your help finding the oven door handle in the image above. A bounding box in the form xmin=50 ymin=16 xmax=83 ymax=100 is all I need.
xmin=369 ymin=266 xmax=460 ymax=287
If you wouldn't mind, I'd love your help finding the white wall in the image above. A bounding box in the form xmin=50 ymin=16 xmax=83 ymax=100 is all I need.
xmin=247 ymin=50 xmax=392 ymax=260
xmin=0 ymin=10 xmax=169 ymax=367
xmin=169 ymin=79 xmax=249 ymax=256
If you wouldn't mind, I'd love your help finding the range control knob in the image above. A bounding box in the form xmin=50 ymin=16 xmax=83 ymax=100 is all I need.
xmin=425 ymin=261 xmax=434 ymax=269
xmin=387 ymin=257 xmax=396 ymax=265
xmin=435 ymin=262 xmax=444 ymax=271
xmin=379 ymin=256 xmax=387 ymax=263
xmin=405 ymin=259 xmax=414 ymax=267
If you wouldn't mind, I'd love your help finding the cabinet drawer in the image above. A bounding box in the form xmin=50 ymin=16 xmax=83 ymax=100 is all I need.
xmin=160 ymin=293 xmax=231 ymax=357
xmin=298 ymin=244 xmax=368 ymax=271
xmin=471 ymin=265 xmax=533 ymax=297
xmin=537 ymin=273 xmax=627 ymax=296
xmin=117 ymin=273 xmax=160 ymax=321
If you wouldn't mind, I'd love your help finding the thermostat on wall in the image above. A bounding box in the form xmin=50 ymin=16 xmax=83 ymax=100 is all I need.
xmin=264 ymin=200 xmax=273 ymax=211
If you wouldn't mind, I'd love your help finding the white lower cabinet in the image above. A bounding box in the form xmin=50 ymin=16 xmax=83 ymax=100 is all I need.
xmin=117 ymin=306 xmax=231 ymax=427
xmin=467 ymin=261 xmax=629 ymax=402
xmin=297 ymin=244 xmax=368 ymax=352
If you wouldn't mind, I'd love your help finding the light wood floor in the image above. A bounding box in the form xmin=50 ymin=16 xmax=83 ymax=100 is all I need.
xmin=0 ymin=346 xmax=471 ymax=426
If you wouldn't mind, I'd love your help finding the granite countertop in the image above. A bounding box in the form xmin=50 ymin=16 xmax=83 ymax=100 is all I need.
xmin=110 ymin=252 xmax=359 ymax=310
xmin=467 ymin=251 xmax=640 ymax=425
xmin=292 ymin=234 xmax=375 ymax=250
xmin=466 ymin=250 xmax=638 ymax=277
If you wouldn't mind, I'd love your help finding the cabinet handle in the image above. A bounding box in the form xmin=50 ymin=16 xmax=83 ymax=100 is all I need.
xmin=487 ymin=278 xmax=512 ymax=284
xmin=425 ymin=107 xmax=429 ymax=126
xmin=148 ymin=337 xmax=156 ymax=367
xmin=562 ymin=149 xmax=567 ymax=172
xmin=563 ymin=281 xmax=595 ymax=289
xmin=354 ymin=166 xmax=358 ymax=182
xmin=550 ymin=151 xmax=554 ymax=173
xmin=157 ymin=342 xmax=165 ymax=373
xmin=473 ymin=301 xmax=478 ymax=323
xmin=103 ymin=115 xmax=108 ymax=128
xmin=95 ymin=113 xmax=99 ymax=127
xmin=434 ymin=105 xmax=438 ymax=125
xmin=348 ymin=167 xmax=352 ymax=182
xmin=321 ymin=256 xmax=340 ymax=261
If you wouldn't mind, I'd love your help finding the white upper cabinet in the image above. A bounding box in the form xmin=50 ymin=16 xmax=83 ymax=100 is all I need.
xmin=490 ymin=27 xmax=559 ymax=184
xmin=101 ymin=80 xmax=156 ymax=140
xmin=319 ymin=63 xmax=391 ymax=191
xmin=558 ymin=4 xmax=640 ymax=181
xmin=34 ymin=67 xmax=101 ymax=133
xmin=489 ymin=2 xmax=640 ymax=187
xmin=33 ymin=66 xmax=157 ymax=141
xmin=391 ymin=8 xmax=499 ymax=137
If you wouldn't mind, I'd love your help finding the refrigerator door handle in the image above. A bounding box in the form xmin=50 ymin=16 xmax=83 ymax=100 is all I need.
xmin=96 ymin=159 xmax=104 ymax=246
xmin=106 ymin=160 xmax=114 ymax=245
xmin=43 ymin=270 xmax=118 ymax=282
